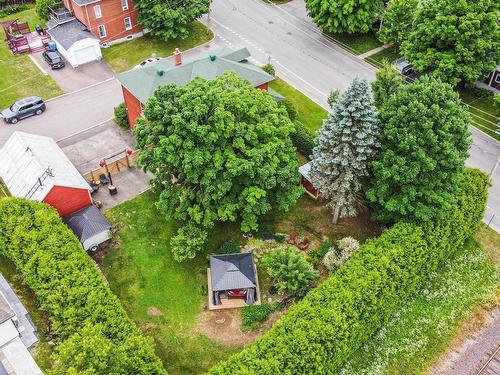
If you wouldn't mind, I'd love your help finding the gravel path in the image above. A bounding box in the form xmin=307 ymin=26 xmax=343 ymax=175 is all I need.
xmin=428 ymin=306 xmax=500 ymax=375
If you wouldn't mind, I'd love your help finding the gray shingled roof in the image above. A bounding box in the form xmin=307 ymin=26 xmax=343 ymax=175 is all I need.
xmin=117 ymin=47 xmax=274 ymax=103
xmin=47 ymin=18 xmax=97 ymax=50
xmin=210 ymin=253 xmax=257 ymax=291
xmin=64 ymin=205 xmax=111 ymax=243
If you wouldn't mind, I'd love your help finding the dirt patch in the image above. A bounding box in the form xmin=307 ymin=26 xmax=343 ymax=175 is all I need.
xmin=147 ymin=307 xmax=164 ymax=316
xmin=197 ymin=309 xmax=284 ymax=347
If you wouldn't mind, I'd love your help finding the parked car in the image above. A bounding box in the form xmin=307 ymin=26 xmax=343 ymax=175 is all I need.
xmin=42 ymin=51 xmax=65 ymax=69
xmin=1 ymin=97 xmax=46 ymax=124
xmin=392 ymin=57 xmax=423 ymax=84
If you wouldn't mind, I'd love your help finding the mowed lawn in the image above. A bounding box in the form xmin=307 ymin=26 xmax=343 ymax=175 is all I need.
xmin=0 ymin=7 xmax=62 ymax=108
xmin=102 ymin=21 xmax=213 ymax=73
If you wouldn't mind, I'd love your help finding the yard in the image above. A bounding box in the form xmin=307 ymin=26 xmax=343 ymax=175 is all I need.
xmin=0 ymin=7 xmax=62 ymax=109
xmin=326 ymin=30 xmax=383 ymax=55
xmin=102 ymin=22 xmax=213 ymax=73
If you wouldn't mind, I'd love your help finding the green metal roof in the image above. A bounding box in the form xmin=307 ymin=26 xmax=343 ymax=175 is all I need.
xmin=117 ymin=48 xmax=274 ymax=103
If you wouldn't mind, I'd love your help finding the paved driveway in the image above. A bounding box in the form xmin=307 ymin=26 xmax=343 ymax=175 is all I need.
xmin=0 ymin=78 xmax=123 ymax=146
xmin=31 ymin=53 xmax=114 ymax=93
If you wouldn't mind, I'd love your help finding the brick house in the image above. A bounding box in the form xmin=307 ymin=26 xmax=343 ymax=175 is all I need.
xmin=47 ymin=0 xmax=143 ymax=66
xmin=116 ymin=47 xmax=278 ymax=127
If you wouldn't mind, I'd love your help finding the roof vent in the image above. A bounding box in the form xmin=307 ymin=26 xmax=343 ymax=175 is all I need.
xmin=209 ymin=54 xmax=216 ymax=61
xmin=157 ymin=69 xmax=164 ymax=76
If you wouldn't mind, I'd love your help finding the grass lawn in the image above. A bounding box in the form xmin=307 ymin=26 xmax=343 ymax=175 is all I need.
xmin=0 ymin=7 xmax=62 ymax=109
xmin=326 ymin=31 xmax=383 ymax=55
xmin=364 ymin=46 xmax=401 ymax=68
xmin=340 ymin=225 xmax=499 ymax=375
xmin=102 ymin=22 xmax=213 ymax=73
xmin=270 ymin=77 xmax=327 ymax=132
xmin=0 ymin=255 xmax=54 ymax=371
xmin=459 ymin=87 xmax=499 ymax=141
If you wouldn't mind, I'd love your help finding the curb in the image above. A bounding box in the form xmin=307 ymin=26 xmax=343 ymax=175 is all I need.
xmin=56 ymin=117 xmax=114 ymax=143
xmin=28 ymin=54 xmax=48 ymax=76
xmin=45 ymin=77 xmax=116 ymax=103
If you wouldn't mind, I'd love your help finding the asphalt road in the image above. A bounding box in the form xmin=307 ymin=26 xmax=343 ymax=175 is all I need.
xmin=0 ymin=78 xmax=122 ymax=145
xmin=207 ymin=0 xmax=500 ymax=232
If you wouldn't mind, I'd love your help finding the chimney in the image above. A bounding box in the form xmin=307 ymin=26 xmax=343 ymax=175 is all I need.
xmin=174 ymin=48 xmax=182 ymax=66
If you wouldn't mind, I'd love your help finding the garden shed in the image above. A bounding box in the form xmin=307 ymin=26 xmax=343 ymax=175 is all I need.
xmin=299 ymin=162 xmax=319 ymax=199
xmin=0 ymin=131 xmax=92 ymax=217
xmin=64 ymin=204 xmax=111 ymax=252
xmin=208 ymin=253 xmax=260 ymax=310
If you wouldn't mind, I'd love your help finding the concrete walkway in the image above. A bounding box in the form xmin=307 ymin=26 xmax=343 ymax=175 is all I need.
xmin=357 ymin=44 xmax=391 ymax=60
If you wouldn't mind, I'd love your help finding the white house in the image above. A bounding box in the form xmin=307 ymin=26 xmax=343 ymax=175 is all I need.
xmin=47 ymin=18 xmax=101 ymax=67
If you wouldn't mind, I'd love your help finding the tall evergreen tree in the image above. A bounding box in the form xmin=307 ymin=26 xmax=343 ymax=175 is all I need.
xmin=310 ymin=77 xmax=379 ymax=224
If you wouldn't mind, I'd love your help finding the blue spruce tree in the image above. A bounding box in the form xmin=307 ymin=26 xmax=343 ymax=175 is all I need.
xmin=310 ymin=77 xmax=379 ymax=224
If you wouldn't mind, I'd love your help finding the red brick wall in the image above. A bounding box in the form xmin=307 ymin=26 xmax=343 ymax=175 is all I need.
xmin=256 ymin=82 xmax=269 ymax=91
xmin=122 ymin=85 xmax=142 ymax=128
xmin=71 ymin=0 xmax=142 ymax=43
xmin=43 ymin=186 xmax=92 ymax=217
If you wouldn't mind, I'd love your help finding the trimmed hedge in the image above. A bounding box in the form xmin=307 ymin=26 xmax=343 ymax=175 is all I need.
xmin=291 ymin=121 xmax=316 ymax=158
xmin=209 ymin=168 xmax=489 ymax=374
xmin=0 ymin=199 xmax=166 ymax=374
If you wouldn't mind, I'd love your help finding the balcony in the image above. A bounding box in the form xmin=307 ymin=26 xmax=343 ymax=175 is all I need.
xmin=49 ymin=4 xmax=75 ymax=25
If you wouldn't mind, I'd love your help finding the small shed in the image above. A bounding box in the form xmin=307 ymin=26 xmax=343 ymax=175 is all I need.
xmin=208 ymin=253 xmax=260 ymax=310
xmin=299 ymin=162 xmax=319 ymax=199
xmin=0 ymin=131 xmax=92 ymax=217
xmin=64 ymin=204 xmax=111 ymax=252
xmin=47 ymin=19 xmax=101 ymax=67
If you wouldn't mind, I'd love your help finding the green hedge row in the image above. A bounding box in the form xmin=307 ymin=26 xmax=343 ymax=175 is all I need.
xmin=209 ymin=168 xmax=489 ymax=374
xmin=0 ymin=199 xmax=166 ymax=374
xmin=291 ymin=121 xmax=316 ymax=158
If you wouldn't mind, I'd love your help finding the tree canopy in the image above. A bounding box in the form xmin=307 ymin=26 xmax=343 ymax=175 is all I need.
xmin=135 ymin=0 xmax=209 ymax=40
xmin=310 ymin=77 xmax=379 ymax=224
xmin=401 ymin=0 xmax=500 ymax=86
xmin=306 ymin=0 xmax=383 ymax=34
xmin=378 ymin=0 xmax=418 ymax=49
xmin=371 ymin=61 xmax=404 ymax=108
xmin=134 ymin=73 xmax=302 ymax=260
xmin=365 ymin=77 xmax=471 ymax=222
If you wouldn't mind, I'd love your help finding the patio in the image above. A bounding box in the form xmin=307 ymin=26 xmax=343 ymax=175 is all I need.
xmin=1 ymin=19 xmax=50 ymax=54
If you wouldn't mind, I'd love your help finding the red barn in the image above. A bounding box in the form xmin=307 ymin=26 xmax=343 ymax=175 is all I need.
xmin=299 ymin=162 xmax=319 ymax=199
xmin=116 ymin=47 xmax=278 ymax=127
xmin=0 ymin=132 xmax=92 ymax=217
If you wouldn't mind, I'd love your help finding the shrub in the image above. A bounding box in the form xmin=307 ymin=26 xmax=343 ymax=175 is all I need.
xmin=241 ymin=304 xmax=272 ymax=331
xmin=278 ymin=99 xmax=298 ymax=121
xmin=261 ymin=64 xmax=275 ymax=76
xmin=0 ymin=4 xmax=29 ymax=18
xmin=35 ymin=0 xmax=56 ymax=20
xmin=337 ymin=236 xmax=360 ymax=254
xmin=306 ymin=240 xmax=333 ymax=265
xmin=322 ymin=237 xmax=359 ymax=272
xmin=170 ymin=223 xmax=208 ymax=262
xmin=217 ymin=240 xmax=240 ymax=254
xmin=321 ymin=249 xmax=337 ymax=272
xmin=209 ymin=168 xmax=489 ymax=375
xmin=0 ymin=198 xmax=166 ymax=374
xmin=114 ymin=102 xmax=129 ymax=129
xmin=327 ymin=89 xmax=340 ymax=107
xmin=261 ymin=248 xmax=319 ymax=297
xmin=291 ymin=121 xmax=316 ymax=158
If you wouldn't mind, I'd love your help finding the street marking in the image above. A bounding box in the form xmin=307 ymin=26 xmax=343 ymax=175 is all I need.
xmin=56 ymin=117 xmax=114 ymax=143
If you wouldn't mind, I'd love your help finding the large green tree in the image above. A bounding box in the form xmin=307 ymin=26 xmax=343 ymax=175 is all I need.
xmin=134 ymin=73 xmax=303 ymax=260
xmin=378 ymin=0 xmax=418 ymax=49
xmin=310 ymin=77 xmax=379 ymax=224
xmin=365 ymin=77 xmax=471 ymax=222
xmin=371 ymin=61 xmax=404 ymax=108
xmin=306 ymin=0 xmax=383 ymax=34
xmin=135 ymin=0 xmax=209 ymax=40
xmin=401 ymin=0 xmax=500 ymax=86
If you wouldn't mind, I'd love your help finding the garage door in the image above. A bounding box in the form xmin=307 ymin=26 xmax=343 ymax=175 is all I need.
xmin=73 ymin=45 xmax=99 ymax=66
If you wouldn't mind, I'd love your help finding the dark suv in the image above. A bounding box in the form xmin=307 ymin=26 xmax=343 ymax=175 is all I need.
xmin=1 ymin=97 xmax=46 ymax=124
xmin=392 ymin=57 xmax=423 ymax=84
xmin=42 ymin=51 xmax=65 ymax=69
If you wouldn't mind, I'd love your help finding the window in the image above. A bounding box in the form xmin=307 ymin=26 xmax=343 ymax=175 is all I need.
xmin=124 ymin=17 xmax=132 ymax=30
xmin=94 ymin=5 xmax=102 ymax=18
xmin=98 ymin=24 xmax=106 ymax=38
xmin=495 ymin=73 xmax=500 ymax=84
xmin=121 ymin=0 xmax=129 ymax=10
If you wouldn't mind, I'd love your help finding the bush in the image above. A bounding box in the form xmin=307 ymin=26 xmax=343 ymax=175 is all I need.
xmin=217 ymin=240 xmax=240 ymax=254
xmin=306 ymin=240 xmax=332 ymax=265
xmin=209 ymin=168 xmax=489 ymax=375
xmin=278 ymin=99 xmax=298 ymax=121
xmin=0 ymin=198 xmax=166 ymax=374
xmin=261 ymin=248 xmax=319 ymax=297
xmin=241 ymin=304 xmax=272 ymax=331
xmin=261 ymin=64 xmax=275 ymax=76
xmin=114 ymin=103 xmax=129 ymax=129
xmin=291 ymin=121 xmax=316 ymax=158
xmin=322 ymin=237 xmax=359 ymax=272
xmin=35 ymin=0 xmax=56 ymax=20
xmin=327 ymin=89 xmax=340 ymax=107
xmin=170 ymin=224 xmax=208 ymax=262
xmin=0 ymin=4 xmax=29 ymax=18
